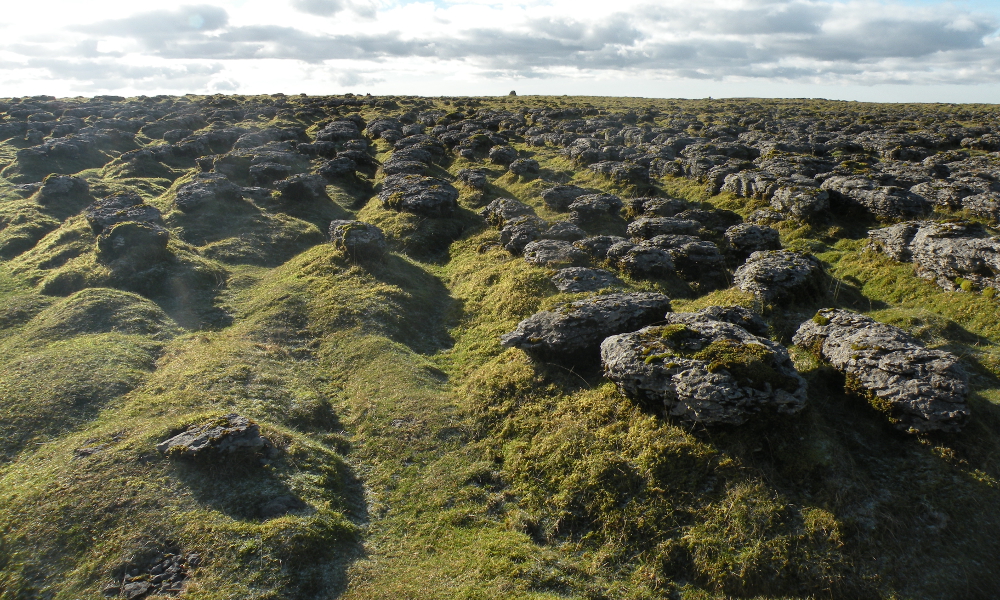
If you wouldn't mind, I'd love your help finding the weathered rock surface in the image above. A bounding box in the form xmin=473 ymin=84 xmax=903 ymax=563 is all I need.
xmin=174 ymin=173 xmax=243 ymax=211
xmin=627 ymin=217 xmax=700 ymax=239
xmin=275 ymin=174 xmax=330 ymax=203
xmin=601 ymin=309 xmax=806 ymax=424
xmin=616 ymin=245 xmax=675 ymax=278
xmin=542 ymin=221 xmax=587 ymax=242
xmin=522 ymin=239 xmax=589 ymax=267
xmin=794 ymin=309 xmax=969 ymax=433
xmin=488 ymin=145 xmax=518 ymax=166
xmin=770 ymin=185 xmax=830 ymax=219
xmin=379 ymin=174 xmax=459 ymax=217
xmin=35 ymin=174 xmax=91 ymax=206
xmin=481 ymin=198 xmax=534 ymax=228
xmin=725 ymin=223 xmax=782 ymax=257
xmin=85 ymin=193 xmax=162 ymax=234
xmin=821 ymin=176 xmax=928 ymax=220
xmin=550 ymin=267 xmax=623 ymax=292
xmin=457 ymin=168 xmax=488 ymax=190
xmin=574 ymin=235 xmax=630 ymax=260
xmin=96 ymin=222 xmax=171 ymax=264
xmin=869 ymin=220 xmax=1000 ymax=292
xmin=542 ymin=185 xmax=588 ymax=211
xmin=328 ymin=220 xmax=387 ymax=260
xmin=733 ymin=250 xmax=825 ymax=302
xmin=500 ymin=215 xmax=547 ymax=254
xmin=157 ymin=414 xmax=272 ymax=459
xmin=644 ymin=235 xmax=726 ymax=280
xmin=568 ymin=193 xmax=623 ymax=222
xmin=508 ymin=158 xmax=540 ymax=176
xmin=500 ymin=292 xmax=672 ymax=361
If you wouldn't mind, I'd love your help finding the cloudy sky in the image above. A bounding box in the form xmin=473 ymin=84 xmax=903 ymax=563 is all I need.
xmin=1 ymin=0 xmax=999 ymax=101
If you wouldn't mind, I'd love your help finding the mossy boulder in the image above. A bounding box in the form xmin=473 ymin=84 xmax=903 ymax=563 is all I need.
xmin=794 ymin=308 xmax=969 ymax=433
xmin=96 ymin=221 xmax=171 ymax=264
xmin=379 ymin=174 xmax=459 ymax=217
xmin=601 ymin=308 xmax=806 ymax=424
xmin=328 ymin=220 xmax=388 ymax=261
xmin=157 ymin=413 xmax=274 ymax=459
xmin=733 ymin=250 xmax=825 ymax=304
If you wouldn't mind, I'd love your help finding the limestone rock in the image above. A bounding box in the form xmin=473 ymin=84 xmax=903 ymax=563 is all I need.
xmin=379 ymin=174 xmax=459 ymax=217
xmin=522 ymin=239 xmax=589 ymax=267
xmin=157 ymin=414 xmax=272 ymax=459
xmin=174 ymin=173 xmax=243 ymax=212
xmin=602 ymin=309 xmax=806 ymax=424
xmin=541 ymin=185 xmax=588 ymax=211
xmin=328 ymin=220 xmax=387 ymax=260
xmin=725 ymin=223 xmax=782 ymax=257
xmin=733 ymin=250 xmax=825 ymax=303
xmin=869 ymin=220 xmax=1000 ymax=292
xmin=550 ymin=267 xmax=623 ymax=292
xmin=794 ymin=309 xmax=969 ymax=433
xmin=500 ymin=292 xmax=672 ymax=362
xmin=85 ymin=193 xmax=162 ymax=234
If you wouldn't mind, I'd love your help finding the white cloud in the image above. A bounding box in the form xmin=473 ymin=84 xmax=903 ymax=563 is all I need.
xmin=0 ymin=0 xmax=998 ymax=99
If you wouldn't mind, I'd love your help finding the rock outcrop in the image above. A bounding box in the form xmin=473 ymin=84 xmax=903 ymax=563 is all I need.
xmin=733 ymin=250 xmax=825 ymax=302
xmin=601 ymin=308 xmax=806 ymax=424
xmin=157 ymin=414 xmax=273 ymax=459
xmin=500 ymin=292 xmax=672 ymax=361
xmin=328 ymin=220 xmax=387 ymax=260
xmin=794 ymin=309 xmax=969 ymax=433
xmin=869 ymin=220 xmax=1000 ymax=293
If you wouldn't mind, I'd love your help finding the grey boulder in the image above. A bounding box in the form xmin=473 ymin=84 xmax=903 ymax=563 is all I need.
xmin=869 ymin=220 xmax=1000 ymax=293
xmin=500 ymin=292 xmax=672 ymax=362
xmin=601 ymin=309 xmax=806 ymax=425
xmin=733 ymin=250 xmax=825 ymax=303
xmin=174 ymin=173 xmax=243 ymax=212
xmin=550 ymin=267 xmax=623 ymax=292
xmin=793 ymin=309 xmax=969 ymax=433
xmin=542 ymin=185 xmax=589 ymax=211
xmin=328 ymin=220 xmax=387 ymax=260
xmin=616 ymin=246 xmax=675 ymax=278
xmin=522 ymin=239 xmax=589 ymax=267
xmin=157 ymin=414 xmax=273 ymax=458
xmin=379 ymin=174 xmax=459 ymax=217
xmin=85 ymin=193 xmax=162 ymax=234
xmin=725 ymin=223 xmax=782 ymax=257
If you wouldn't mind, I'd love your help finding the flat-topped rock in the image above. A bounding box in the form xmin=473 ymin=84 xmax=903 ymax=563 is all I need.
xmin=550 ymin=267 xmax=623 ymax=292
xmin=379 ymin=174 xmax=459 ymax=217
xmin=733 ymin=250 xmax=825 ymax=303
xmin=602 ymin=309 xmax=806 ymax=424
xmin=157 ymin=413 xmax=273 ymax=459
xmin=794 ymin=309 xmax=969 ymax=433
xmin=500 ymin=292 xmax=672 ymax=362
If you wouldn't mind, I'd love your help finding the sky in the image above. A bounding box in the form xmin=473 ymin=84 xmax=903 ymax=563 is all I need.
xmin=1 ymin=0 xmax=999 ymax=102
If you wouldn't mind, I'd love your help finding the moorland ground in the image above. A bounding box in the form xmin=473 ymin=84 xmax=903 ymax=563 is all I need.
xmin=1 ymin=93 xmax=1000 ymax=599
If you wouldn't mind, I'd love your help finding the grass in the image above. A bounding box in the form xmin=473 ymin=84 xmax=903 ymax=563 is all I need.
xmin=0 ymin=93 xmax=1000 ymax=599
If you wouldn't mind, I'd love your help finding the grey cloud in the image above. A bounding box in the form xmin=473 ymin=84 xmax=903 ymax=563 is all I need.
xmin=291 ymin=0 xmax=344 ymax=17
xmin=711 ymin=2 xmax=830 ymax=34
xmin=782 ymin=17 xmax=998 ymax=61
xmin=27 ymin=1 xmax=1000 ymax=85
xmin=7 ymin=57 xmax=224 ymax=92
xmin=25 ymin=58 xmax=221 ymax=81
xmin=74 ymin=5 xmax=229 ymax=48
